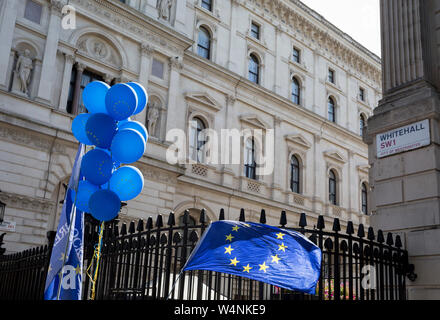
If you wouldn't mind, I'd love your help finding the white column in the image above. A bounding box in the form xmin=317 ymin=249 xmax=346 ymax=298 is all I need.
xmin=136 ymin=43 xmax=154 ymax=126
xmin=271 ymin=117 xmax=284 ymax=201
xmin=36 ymin=1 xmax=63 ymax=103
xmin=165 ymin=56 xmax=183 ymax=134
xmin=0 ymin=0 xmax=18 ymax=88
xmin=312 ymin=133 xmax=322 ymax=214
xmin=58 ymin=54 xmax=74 ymax=112
xmin=173 ymin=0 xmax=187 ymax=32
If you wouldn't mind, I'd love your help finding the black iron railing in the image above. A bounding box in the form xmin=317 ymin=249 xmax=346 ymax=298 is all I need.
xmin=0 ymin=209 xmax=415 ymax=300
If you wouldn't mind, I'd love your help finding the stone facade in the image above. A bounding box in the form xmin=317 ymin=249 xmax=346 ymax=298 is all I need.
xmin=0 ymin=0 xmax=380 ymax=254
xmin=366 ymin=0 xmax=440 ymax=300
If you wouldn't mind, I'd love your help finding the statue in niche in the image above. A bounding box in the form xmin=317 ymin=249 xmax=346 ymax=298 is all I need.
xmin=15 ymin=49 xmax=33 ymax=95
xmin=157 ymin=0 xmax=173 ymax=21
xmin=147 ymin=103 xmax=160 ymax=137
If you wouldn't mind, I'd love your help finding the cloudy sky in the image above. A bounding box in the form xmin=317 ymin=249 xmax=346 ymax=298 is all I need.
xmin=300 ymin=0 xmax=381 ymax=57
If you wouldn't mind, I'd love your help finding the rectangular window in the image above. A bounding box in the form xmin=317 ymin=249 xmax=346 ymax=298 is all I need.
xmin=328 ymin=69 xmax=335 ymax=83
xmin=292 ymin=48 xmax=300 ymax=63
xmin=151 ymin=59 xmax=164 ymax=79
xmin=66 ymin=67 xmax=103 ymax=114
xmin=201 ymin=0 xmax=212 ymax=11
xmin=359 ymin=87 xmax=365 ymax=101
xmin=24 ymin=0 xmax=42 ymax=24
xmin=250 ymin=22 xmax=260 ymax=40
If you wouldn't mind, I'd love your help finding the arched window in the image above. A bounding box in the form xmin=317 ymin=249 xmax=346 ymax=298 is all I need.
xmin=248 ymin=54 xmax=260 ymax=84
xmin=290 ymin=155 xmax=300 ymax=194
xmin=291 ymin=77 xmax=300 ymax=105
xmin=189 ymin=117 xmax=206 ymax=163
xmin=361 ymin=183 xmax=368 ymax=214
xmin=197 ymin=26 xmax=211 ymax=60
xmin=360 ymin=114 xmax=366 ymax=137
xmin=329 ymin=169 xmax=337 ymax=205
xmin=244 ymin=138 xmax=257 ymax=180
xmin=328 ymin=97 xmax=336 ymax=123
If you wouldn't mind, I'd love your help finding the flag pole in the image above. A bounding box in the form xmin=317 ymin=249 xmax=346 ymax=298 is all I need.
xmin=166 ymin=269 xmax=185 ymax=300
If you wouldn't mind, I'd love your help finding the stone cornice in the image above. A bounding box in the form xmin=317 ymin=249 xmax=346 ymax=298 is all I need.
xmin=241 ymin=0 xmax=381 ymax=85
xmin=0 ymin=191 xmax=56 ymax=214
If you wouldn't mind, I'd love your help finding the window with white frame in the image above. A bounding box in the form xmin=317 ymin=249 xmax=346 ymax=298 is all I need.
xmin=189 ymin=117 xmax=207 ymax=163
xmin=197 ymin=26 xmax=211 ymax=60
xmin=248 ymin=54 xmax=260 ymax=84
xmin=291 ymin=77 xmax=300 ymax=105
xmin=329 ymin=169 xmax=337 ymax=205
xmin=290 ymin=155 xmax=300 ymax=194
xmin=244 ymin=138 xmax=257 ymax=180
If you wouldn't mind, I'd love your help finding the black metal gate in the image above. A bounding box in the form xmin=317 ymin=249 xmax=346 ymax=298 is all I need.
xmin=0 ymin=209 xmax=415 ymax=300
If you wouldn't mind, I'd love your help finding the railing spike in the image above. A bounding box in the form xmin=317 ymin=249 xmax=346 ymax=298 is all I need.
xmin=200 ymin=208 xmax=206 ymax=224
xmin=136 ymin=219 xmax=144 ymax=232
xmin=219 ymin=208 xmax=225 ymax=221
xmin=395 ymin=235 xmax=402 ymax=248
xmin=182 ymin=210 xmax=190 ymax=225
xmin=156 ymin=214 xmax=163 ymax=228
xmin=332 ymin=218 xmax=341 ymax=232
xmin=146 ymin=217 xmax=153 ymax=230
xmin=386 ymin=233 xmax=394 ymax=246
xmin=367 ymin=227 xmax=375 ymax=241
xmin=260 ymin=209 xmax=266 ymax=224
xmin=239 ymin=208 xmax=246 ymax=222
xmin=317 ymin=215 xmax=325 ymax=230
xmin=280 ymin=211 xmax=287 ymax=227
xmin=346 ymin=221 xmax=354 ymax=235
xmin=299 ymin=213 xmax=307 ymax=228
xmin=377 ymin=230 xmax=385 ymax=243
xmin=129 ymin=221 xmax=135 ymax=234
xmin=120 ymin=223 xmax=127 ymax=236
xmin=167 ymin=212 xmax=175 ymax=226
xmin=357 ymin=224 xmax=365 ymax=238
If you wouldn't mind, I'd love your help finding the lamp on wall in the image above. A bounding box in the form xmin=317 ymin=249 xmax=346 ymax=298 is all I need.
xmin=0 ymin=200 xmax=5 ymax=225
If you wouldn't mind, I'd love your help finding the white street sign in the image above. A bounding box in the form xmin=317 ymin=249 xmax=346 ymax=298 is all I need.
xmin=0 ymin=220 xmax=16 ymax=232
xmin=377 ymin=119 xmax=430 ymax=158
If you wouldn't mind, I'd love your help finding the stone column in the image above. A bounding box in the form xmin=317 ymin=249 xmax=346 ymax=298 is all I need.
xmin=71 ymin=63 xmax=85 ymax=115
xmin=221 ymin=95 xmax=237 ymax=187
xmin=36 ymin=0 xmax=63 ymax=104
xmin=227 ymin=0 xmax=240 ymax=72
xmin=165 ymin=56 xmax=183 ymax=134
xmin=0 ymin=0 xmax=18 ymax=89
xmin=271 ymin=116 xmax=283 ymax=201
xmin=58 ymin=54 xmax=75 ymax=112
xmin=366 ymin=0 xmax=440 ymax=300
xmin=312 ymin=133 xmax=322 ymax=214
xmin=136 ymin=43 xmax=154 ymax=125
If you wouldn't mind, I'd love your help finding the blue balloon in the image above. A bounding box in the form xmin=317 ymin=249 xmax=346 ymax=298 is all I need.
xmin=105 ymin=83 xmax=138 ymax=121
xmin=82 ymin=81 xmax=110 ymax=114
xmin=72 ymin=180 xmax=100 ymax=213
xmin=127 ymin=82 xmax=148 ymax=115
xmin=111 ymin=128 xmax=146 ymax=164
xmin=109 ymin=166 xmax=144 ymax=201
xmin=95 ymin=147 xmax=121 ymax=169
xmin=85 ymin=113 xmax=117 ymax=148
xmin=89 ymin=189 xmax=121 ymax=222
xmin=81 ymin=149 xmax=113 ymax=185
xmin=118 ymin=120 xmax=148 ymax=143
xmin=72 ymin=113 xmax=93 ymax=145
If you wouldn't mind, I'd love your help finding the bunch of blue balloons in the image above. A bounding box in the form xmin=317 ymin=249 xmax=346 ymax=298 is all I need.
xmin=71 ymin=81 xmax=148 ymax=222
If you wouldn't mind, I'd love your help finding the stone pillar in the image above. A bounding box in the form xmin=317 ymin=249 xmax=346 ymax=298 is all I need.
xmin=220 ymin=95 xmax=237 ymax=188
xmin=36 ymin=0 xmax=63 ymax=104
xmin=58 ymin=53 xmax=75 ymax=112
xmin=271 ymin=116 xmax=283 ymax=201
xmin=136 ymin=43 xmax=154 ymax=125
xmin=366 ymin=0 xmax=440 ymax=300
xmin=312 ymin=133 xmax=322 ymax=214
xmin=0 ymin=0 xmax=17 ymax=89
xmin=71 ymin=63 xmax=85 ymax=115
xmin=227 ymin=0 xmax=240 ymax=72
xmin=165 ymin=56 xmax=183 ymax=134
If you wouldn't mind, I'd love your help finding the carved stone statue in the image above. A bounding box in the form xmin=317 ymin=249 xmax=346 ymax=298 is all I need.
xmin=157 ymin=0 xmax=173 ymax=21
xmin=147 ymin=105 xmax=160 ymax=137
xmin=15 ymin=49 xmax=33 ymax=95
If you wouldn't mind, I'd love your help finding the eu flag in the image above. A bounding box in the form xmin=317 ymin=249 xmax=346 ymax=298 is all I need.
xmin=183 ymin=221 xmax=322 ymax=295
xmin=44 ymin=144 xmax=85 ymax=300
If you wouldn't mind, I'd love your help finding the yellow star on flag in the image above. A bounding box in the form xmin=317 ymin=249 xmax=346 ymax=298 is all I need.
xmin=75 ymin=264 xmax=81 ymax=275
xmin=276 ymin=232 xmax=285 ymax=240
xmin=59 ymin=253 xmax=65 ymax=261
xmin=271 ymin=254 xmax=281 ymax=264
xmin=225 ymin=234 xmax=234 ymax=242
xmin=243 ymin=223 xmax=250 ymax=227
xmin=230 ymin=257 xmax=239 ymax=266
xmin=48 ymin=264 xmax=52 ymax=273
xmin=224 ymin=245 xmax=234 ymax=255
xmin=243 ymin=264 xmax=252 ymax=273
xmin=278 ymin=242 xmax=288 ymax=252
xmin=232 ymin=226 xmax=240 ymax=232
xmin=259 ymin=262 xmax=269 ymax=272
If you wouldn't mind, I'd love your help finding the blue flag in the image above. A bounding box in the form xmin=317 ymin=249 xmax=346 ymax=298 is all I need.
xmin=44 ymin=144 xmax=85 ymax=300
xmin=183 ymin=221 xmax=322 ymax=295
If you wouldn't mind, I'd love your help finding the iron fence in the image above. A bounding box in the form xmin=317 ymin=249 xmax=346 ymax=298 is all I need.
xmin=0 ymin=209 xmax=415 ymax=300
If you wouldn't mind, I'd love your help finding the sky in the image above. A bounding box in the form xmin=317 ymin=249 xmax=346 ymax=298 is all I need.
xmin=300 ymin=0 xmax=381 ymax=57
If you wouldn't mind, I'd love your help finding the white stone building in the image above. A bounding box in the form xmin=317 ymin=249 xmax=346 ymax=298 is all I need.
xmin=0 ymin=0 xmax=381 ymax=253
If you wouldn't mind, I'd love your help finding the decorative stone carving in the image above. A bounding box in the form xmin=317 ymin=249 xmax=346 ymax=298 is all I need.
xmin=14 ymin=49 xmax=34 ymax=96
xmin=147 ymin=104 xmax=160 ymax=137
xmin=169 ymin=56 xmax=183 ymax=70
xmin=76 ymin=35 xmax=122 ymax=67
xmin=157 ymin=0 xmax=174 ymax=21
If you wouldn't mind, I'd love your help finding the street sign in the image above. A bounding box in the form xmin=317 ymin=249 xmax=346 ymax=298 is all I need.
xmin=376 ymin=119 xmax=430 ymax=158
xmin=0 ymin=220 xmax=16 ymax=232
